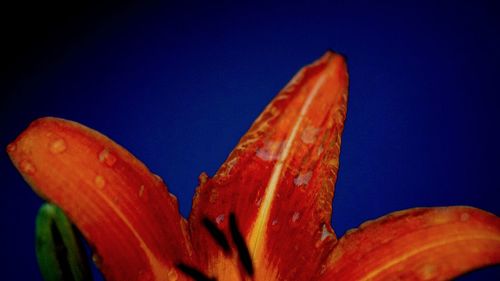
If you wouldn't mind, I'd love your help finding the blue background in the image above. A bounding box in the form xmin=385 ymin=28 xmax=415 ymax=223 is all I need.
xmin=1 ymin=1 xmax=499 ymax=280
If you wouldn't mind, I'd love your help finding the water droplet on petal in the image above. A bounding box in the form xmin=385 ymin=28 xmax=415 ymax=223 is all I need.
xmin=49 ymin=139 xmax=67 ymax=154
xmin=271 ymin=219 xmax=280 ymax=231
xmin=98 ymin=148 xmax=117 ymax=167
xmin=319 ymin=264 xmax=327 ymax=275
xmin=153 ymin=174 xmax=163 ymax=183
xmin=291 ymin=211 xmax=300 ymax=223
xmin=317 ymin=145 xmax=324 ymax=156
xmin=301 ymin=126 xmax=320 ymax=144
xmin=420 ymin=264 xmax=437 ymax=279
xmin=256 ymin=140 xmax=285 ymax=161
xmin=294 ymin=171 xmax=313 ymax=187
xmin=216 ymin=214 xmax=225 ymax=224
xmin=7 ymin=143 xmax=16 ymax=153
xmin=168 ymin=193 xmax=178 ymax=201
xmin=460 ymin=212 xmax=470 ymax=222
xmin=20 ymin=160 xmax=36 ymax=175
xmin=94 ymin=175 xmax=106 ymax=189
xmin=320 ymin=224 xmax=334 ymax=242
xmin=92 ymin=254 xmax=103 ymax=268
xmin=255 ymin=198 xmax=262 ymax=207
xmin=166 ymin=268 xmax=178 ymax=280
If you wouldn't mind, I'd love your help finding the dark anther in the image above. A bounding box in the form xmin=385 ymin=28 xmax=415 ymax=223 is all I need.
xmin=229 ymin=213 xmax=254 ymax=276
xmin=176 ymin=263 xmax=217 ymax=281
xmin=202 ymin=217 xmax=231 ymax=254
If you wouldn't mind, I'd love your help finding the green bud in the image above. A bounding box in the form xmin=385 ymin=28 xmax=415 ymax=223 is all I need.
xmin=35 ymin=203 xmax=93 ymax=281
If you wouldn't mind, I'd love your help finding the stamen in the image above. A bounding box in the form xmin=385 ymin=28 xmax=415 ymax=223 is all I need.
xmin=202 ymin=217 xmax=231 ymax=254
xmin=229 ymin=213 xmax=254 ymax=276
xmin=176 ymin=263 xmax=217 ymax=281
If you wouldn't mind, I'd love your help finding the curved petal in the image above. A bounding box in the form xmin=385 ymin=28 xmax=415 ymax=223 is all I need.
xmin=317 ymin=206 xmax=500 ymax=281
xmin=7 ymin=118 xmax=192 ymax=281
xmin=188 ymin=51 xmax=349 ymax=280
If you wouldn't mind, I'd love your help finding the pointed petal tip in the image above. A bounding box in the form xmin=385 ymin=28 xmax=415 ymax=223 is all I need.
xmin=324 ymin=49 xmax=348 ymax=61
xmin=321 ymin=49 xmax=347 ymax=64
xmin=316 ymin=50 xmax=349 ymax=90
xmin=7 ymin=117 xmax=66 ymax=159
xmin=189 ymin=51 xmax=349 ymax=280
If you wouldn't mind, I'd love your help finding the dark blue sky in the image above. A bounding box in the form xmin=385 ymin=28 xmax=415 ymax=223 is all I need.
xmin=1 ymin=1 xmax=499 ymax=280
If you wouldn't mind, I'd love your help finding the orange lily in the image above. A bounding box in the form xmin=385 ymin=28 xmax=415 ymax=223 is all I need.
xmin=7 ymin=51 xmax=500 ymax=281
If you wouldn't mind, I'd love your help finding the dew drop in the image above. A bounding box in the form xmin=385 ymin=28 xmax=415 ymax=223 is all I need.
xmin=255 ymin=198 xmax=262 ymax=207
xmin=138 ymin=185 xmax=145 ymax=197
xmin=270 ymin=218 xmax=281 ymax=232
xmin=94 ymin=175 xmax=106 ymax=189
xmin=98 ymin=148 xmax=117 ymax=167
xmin=420 ymin=264 xmax=437 ymax=279
xmin=20 ymin=160 xmax=36 ymax=175
xmin=168 ymin=193 xmax=178 ymax=202
xmin=291 ymin=211 xmax=300 ymax=223
xmin=92 ymin=254 xmax=102 ymax=268
xmin=49 ymin=138 xmax=67 ymax=154
xmin=6 ymin=143 xmax=16 ymax=153
xmin=153 ymin=174 xmax=164 ymax=183
xmin=216 ymin=214 xmax=225 ymax=224
xmin=166 ymin=268 xmax=178 ymax=280
xmin=460 ymin=212 xmax=470 ymax=222
xmin=317 ymin=145 xmax=324 ymax=156
xmin=294 ymin=171 xmax=313 ymax=187
xmin=301 ymin=127 xmax=320 ymax=144
xmin=271 ymin=219 xmax=280 ymax=231
xmin=319 ymin=264 xmax=327 ymax=275
xmin=320 ymin=224 xmax=334 ymax=241
xmin=432 ymin=208 xmax=453 ymax=224
xmin=256 ymin=140 xmax=285 ymax=161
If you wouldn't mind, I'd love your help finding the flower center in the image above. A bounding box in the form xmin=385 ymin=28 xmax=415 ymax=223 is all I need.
xmin=176 ymin=213 xmax=254 ymax=281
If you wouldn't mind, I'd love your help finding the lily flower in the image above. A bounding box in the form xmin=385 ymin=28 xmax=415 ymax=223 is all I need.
xmin=7 ymin=51 xmax=500 ymax=281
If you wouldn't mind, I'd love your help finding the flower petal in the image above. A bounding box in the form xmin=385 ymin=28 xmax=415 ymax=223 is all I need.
xmin=188 ymin=51 xmax=349 ymax=280
xmin=7 ymin=117 xmax=192 ymax=281
xmin=317 ymin=206 xmax=500 ymax=280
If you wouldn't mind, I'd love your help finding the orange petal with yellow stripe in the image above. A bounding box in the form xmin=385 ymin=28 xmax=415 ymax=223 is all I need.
xmin=188 ymin=51 xmax=349 ymax=280
xmin=7 ymin=118 xmax=192 ymax=281
xmin=317 ymin=206 xmax=500 ymax=280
